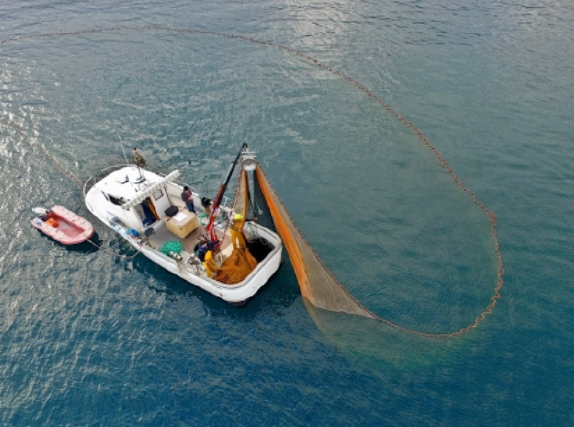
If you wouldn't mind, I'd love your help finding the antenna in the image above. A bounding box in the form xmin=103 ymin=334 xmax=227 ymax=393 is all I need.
xmin=119 ymin=134 xmax=129 ymax=165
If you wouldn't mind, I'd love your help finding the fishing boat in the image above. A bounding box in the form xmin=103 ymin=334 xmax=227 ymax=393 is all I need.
xmin=83 ymin=144 xmax=282 ymax=305
xmin=31 ymin=205 xmax=95 ymax=245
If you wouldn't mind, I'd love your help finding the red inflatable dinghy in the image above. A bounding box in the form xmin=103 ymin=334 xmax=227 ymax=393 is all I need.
xmin=31 ymin=205 xmax=94 ymax=245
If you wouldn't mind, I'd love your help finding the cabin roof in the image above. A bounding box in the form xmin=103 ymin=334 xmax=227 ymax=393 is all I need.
xmin=95 ymin=166 xmax=180 ymax=209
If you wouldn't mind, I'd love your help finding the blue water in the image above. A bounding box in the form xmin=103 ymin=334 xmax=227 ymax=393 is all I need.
xmin=1 ymin=0 xmax=574 ymax=425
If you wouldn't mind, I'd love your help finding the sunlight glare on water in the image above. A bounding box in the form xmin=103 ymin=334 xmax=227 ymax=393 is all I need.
xmin=1 ymin=0 xmax=574 ymax=425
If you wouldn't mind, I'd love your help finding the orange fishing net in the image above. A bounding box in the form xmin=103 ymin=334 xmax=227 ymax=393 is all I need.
xmin=255 ymin=166 xmax=375 ymax=318
xmin=212 ymin=169 xmax=258 ymax=284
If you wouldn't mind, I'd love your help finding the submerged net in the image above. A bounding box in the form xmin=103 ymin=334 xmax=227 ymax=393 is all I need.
xmin=254 ymin=161 xmax=503 ymax=339
xmin=0 ymin=27 xmax=503 ymax=341
xmin=254 ymin=166 xmax=375 ymax=319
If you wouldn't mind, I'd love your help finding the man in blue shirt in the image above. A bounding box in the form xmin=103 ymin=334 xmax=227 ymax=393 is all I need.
xmin=195 ymin=236 xmax=219 ymax=261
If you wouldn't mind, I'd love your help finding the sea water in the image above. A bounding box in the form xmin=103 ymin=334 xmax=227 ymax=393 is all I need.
xmin=1 ymin=0 xmax=573 ymax=425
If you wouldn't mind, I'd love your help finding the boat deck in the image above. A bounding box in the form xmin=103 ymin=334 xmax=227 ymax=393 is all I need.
xmin=145 ymin=208 xmax=232 ymax=261
xmin=55 ymin=220 xmax=85 ymax=238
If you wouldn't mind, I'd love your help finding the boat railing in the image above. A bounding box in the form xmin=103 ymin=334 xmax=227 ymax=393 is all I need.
xmin=165 ymin=179 xmax=233 ymax=211
xmin=208 ymin=226 xmax=282 ymax=289
xmin=83 ymin=164 xmax=233 ymax=216
xmin=83 ymin=163 xmax=131 ymax=198
xmin=165 ymin=178 xmax=199 ymax=199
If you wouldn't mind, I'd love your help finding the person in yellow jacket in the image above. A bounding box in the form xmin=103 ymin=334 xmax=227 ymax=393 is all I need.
xmin=202 ymin=250 xmax=216 ymax=277
xmin=230 ymin=213 xmax=244 ymax=249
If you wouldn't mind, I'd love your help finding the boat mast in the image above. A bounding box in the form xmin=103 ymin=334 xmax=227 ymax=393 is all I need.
xmin=118 ymin=134 xmax=129 ymax=166
xmin=206 ymin=142 xmax=248 ymax=241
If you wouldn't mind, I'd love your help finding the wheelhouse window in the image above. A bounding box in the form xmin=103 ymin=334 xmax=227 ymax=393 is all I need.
xmin=107 ymin=194 xmax=126 ymax=206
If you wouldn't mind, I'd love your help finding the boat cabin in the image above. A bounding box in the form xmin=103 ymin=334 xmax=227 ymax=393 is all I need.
xmin=96 ymin=168 xmax=184 ymax=231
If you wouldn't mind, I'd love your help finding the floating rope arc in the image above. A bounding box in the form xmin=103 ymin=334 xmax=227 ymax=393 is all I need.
xmin=0 ymin=26 xmax=504 ymax=337
xmin=0 ymin=119 xmax=141 ymax=260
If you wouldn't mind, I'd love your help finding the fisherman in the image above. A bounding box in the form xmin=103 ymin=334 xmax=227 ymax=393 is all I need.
xmin=132 ymin=147 xmax=146 ymax=168
xmin=230 ymin=213 xmax=244 ymax=248
xmin=195 ymin=235 xmax=219 ymax=262
xmin=201 ymin=196 xmax=213 ymax=215
xmin=43 ymin=210 xmax=59 ymax=227
xmin=181 ymin=186 xmax=196 ymax=213
xmin=203 ymin=249 xmax=216 ymax=278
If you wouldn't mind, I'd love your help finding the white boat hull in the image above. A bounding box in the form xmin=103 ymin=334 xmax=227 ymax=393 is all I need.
xmin=122 ymin=227 xmax=281 ymax=304
xmin=84 ymin=165 xmax=282 ymax=305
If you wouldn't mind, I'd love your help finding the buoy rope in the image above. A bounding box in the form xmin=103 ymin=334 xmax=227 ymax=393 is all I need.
xmin=84 ymin=237 xmax=141 ymax=260
xmin=0 ymin=118 xmax=140 ymax=260
xmin=0 ymin=118 xmax=84 ymax=190
xmin=0 ymin=26 xmax=503 ymax=337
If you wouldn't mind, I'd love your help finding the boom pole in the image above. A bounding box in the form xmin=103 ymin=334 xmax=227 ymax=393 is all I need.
xmin=206 ymin=143 xmax=248 ymax=241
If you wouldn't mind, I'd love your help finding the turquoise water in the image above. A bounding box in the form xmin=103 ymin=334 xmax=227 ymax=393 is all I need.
xmin=1 ymin=1 xmax=573 ymax=425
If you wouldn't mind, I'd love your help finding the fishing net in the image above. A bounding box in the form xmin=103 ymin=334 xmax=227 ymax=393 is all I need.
xmin=211 ymin=170 xmax=258 ymax=284
xmin=159 ymin=241 xmax=182 ymax=256
xmin=254 ymin=166 xmax=375 ymax=319
xmin=0 ymin=27 xmax=503 ymax=342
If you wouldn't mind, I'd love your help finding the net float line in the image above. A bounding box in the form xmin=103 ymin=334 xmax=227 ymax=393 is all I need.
xmin=0 ymin=118 xmax=84 ymax=190
xmin=1 ymin=26 xmax=504 ymax=337
xmin=257 ymin=163 xmax=502 ymax=338
xmin=0 ymin=118 xmax=141 ymax=260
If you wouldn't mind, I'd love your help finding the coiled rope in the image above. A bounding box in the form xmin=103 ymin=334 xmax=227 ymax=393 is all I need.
xmin=1 ymin=26 xmax=503 ymax=337
xmin=0 ymin=118 xmax=140 ymax=260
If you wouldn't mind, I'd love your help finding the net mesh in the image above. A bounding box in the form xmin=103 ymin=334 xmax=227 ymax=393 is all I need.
xmin=211 ymin=169 xmax=258 ymax=284
xmin=255 ymin=166 xmax=375 ymax=318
